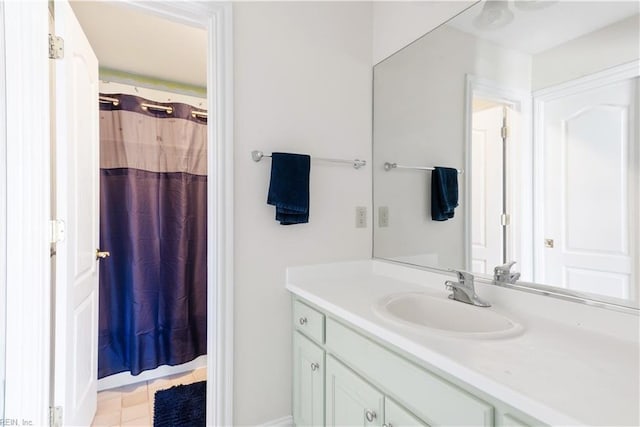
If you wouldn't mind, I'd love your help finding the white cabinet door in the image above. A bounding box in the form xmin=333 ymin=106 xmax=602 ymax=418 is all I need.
xmin=385 ymin=398 xmax=428 ymax=427
xmin=538 ymin=75 xmax=638 ymax=300
xmin=53 ymin=1 xmax=100 ymax=425
xmin=293 ymin=332 xmax=324 ymax=426
xmin=326 ymin=355 xmax=384 ymax=427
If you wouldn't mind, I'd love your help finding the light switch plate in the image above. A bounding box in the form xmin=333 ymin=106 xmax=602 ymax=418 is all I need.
xmin=356 ymin=207 xmax=367 ymax=228
xmin=378 ymin=206 xmax=389 ymax=227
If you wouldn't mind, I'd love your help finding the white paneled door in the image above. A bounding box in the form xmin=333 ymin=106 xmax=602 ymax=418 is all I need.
xmin=53 ymin=1 xmax=100 ymax=425
xmin=539 ymin=75 xmax=638 ymax=300
xmin=471 ymin=104 xmax=505 ymax=274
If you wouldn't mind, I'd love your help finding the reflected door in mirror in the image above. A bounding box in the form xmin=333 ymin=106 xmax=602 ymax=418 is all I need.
xmin=537 ymin=75 xmax=638 ymax=300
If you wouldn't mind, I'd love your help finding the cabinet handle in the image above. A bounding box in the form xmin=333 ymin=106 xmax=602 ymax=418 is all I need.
xmin=310 ymin=362 xmax=319 ymax=371
xmin=298 ymin=317 xmax=307 ymax=325
xmin=365 ymin=410 xmax=377 ymax=422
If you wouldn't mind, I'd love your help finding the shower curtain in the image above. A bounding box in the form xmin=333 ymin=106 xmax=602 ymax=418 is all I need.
xmin=98 ymin=93 xmax=207 ymax=378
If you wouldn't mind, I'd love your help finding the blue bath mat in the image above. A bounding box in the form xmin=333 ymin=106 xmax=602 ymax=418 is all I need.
xmin=154 ymin=381 xmax=206 ymax=427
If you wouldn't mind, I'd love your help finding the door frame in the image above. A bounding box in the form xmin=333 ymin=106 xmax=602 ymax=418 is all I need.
xmin=464 ymin=75 xmax=533 ymax=278
xmin=1 ymin=1 xmax=235 ymax=425
xmin=0 ymin=1 xmax=7 ymax=421
xmin=532 ymin=60 xmax=639 ymax=297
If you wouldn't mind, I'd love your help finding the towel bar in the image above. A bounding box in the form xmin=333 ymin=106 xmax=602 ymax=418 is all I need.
xmin=252 ymin=150 xmax=366 ymax=170
xmin=384 ymin=162 xmax=463 ymax=174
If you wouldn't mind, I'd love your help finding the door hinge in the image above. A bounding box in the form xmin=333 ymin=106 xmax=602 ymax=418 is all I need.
xmin=501 ymin=125 xmax=509 ymax=139
xmin=48 ymin=34 xmax=64 ymax=59
xmin=49 ymin=219 xmax=66 ymax=244
xmin=500 ymin=213 xmax=510 ymax=226
xmin=49 ymin=406 xmax=63 ymax=427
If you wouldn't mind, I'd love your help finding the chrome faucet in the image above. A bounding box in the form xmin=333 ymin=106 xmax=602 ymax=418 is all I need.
xmin=445 ymin=270 xmax=491 ymax=307
xmin=494 ymin=261 xmax=520 ymax=284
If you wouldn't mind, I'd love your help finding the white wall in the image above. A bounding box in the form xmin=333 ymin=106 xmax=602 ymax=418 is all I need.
xmin=372 ymin=0 xmax=475 ymax=64
xmin=373 ymin=25 xmax=531 ymax=269
xmin=532 ymin=14 xmax=640 ymax=90
xmin=232 ymin=2 xmax=372 ymax=425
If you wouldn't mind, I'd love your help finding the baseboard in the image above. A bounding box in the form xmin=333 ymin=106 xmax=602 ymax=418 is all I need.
xmin=97 ymin=355 xmax=208 ymax=391
xmin=260 ymin=415 xmax=294 ymax=427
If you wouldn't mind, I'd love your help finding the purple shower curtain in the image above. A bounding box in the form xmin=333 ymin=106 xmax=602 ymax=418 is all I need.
xmin=98 ymin=94 xmax=207 ymax=378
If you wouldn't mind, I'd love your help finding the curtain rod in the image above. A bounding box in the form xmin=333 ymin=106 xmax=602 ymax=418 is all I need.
xmin=99 ymin=95 xmax=208 ymax=118
xmin=252 ymin=150 xmax=366 ymax=170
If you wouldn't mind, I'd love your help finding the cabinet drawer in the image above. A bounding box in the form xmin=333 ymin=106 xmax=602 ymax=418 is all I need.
xmin=326 ymin=318 xmax=493 ymax=426
xmin=293 ymin=300 xmax=325 ymax=343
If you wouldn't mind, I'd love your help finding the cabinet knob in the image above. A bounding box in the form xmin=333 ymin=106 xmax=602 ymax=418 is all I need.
xmin=298 ymin=317 xmax=307 ymax=325
xmin=365 ymin=410 xmax=377 ymax=422
xmin=310 ymin=362 xmax=319 ymax=371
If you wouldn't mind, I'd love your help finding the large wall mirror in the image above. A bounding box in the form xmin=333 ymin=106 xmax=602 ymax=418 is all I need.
xmin=373 ymin=0 xmax=640 ymax=310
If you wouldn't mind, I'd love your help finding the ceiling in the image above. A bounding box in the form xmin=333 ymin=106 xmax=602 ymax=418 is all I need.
xmin=70 ymin=1 xmax=207 ymax=87
xmin=448 ymin=1 xmax=639 ymax=54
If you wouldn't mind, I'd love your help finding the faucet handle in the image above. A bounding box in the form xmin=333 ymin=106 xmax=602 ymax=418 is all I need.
xmin=495 ymin=261 xmax=517 ymax=273
xmin=448 ymin=269 xmax=474 ymax=283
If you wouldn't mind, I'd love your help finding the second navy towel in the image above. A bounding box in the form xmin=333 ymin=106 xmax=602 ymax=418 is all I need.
xmin=267 ymin=152 xmax=311 ymax=225
xmin=431 ymin=166 xmax=458 ymax=221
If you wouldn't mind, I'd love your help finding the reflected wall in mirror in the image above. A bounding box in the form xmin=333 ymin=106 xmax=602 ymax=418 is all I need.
xmin=373 ymin=0 xmax=640 ymax=309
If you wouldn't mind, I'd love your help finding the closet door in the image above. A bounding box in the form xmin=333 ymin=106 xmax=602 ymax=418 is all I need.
xmin=53 ymin=0 xmax=100 ymax=425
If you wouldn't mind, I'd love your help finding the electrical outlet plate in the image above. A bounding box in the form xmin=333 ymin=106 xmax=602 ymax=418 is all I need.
xmin=378 ymin=206 xmax=389 ymax=227
xmin=356 ymin=206 xmax=367 ymax=228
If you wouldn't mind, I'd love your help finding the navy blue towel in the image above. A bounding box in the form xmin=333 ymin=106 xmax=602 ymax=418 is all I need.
xmin=267 ymin=152 xmax=311 ymax=225
xmin=431 ymin=167 xmax=458 ymax=221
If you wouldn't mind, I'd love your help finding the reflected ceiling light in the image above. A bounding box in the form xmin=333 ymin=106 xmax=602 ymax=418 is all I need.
xmin=513 ymin=1 xmax=557 ymax=11
xmin=473 ymin=1 xmax=515 ymax=31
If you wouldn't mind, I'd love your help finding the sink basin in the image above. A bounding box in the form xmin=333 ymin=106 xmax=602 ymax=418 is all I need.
xmin=373 ymin=292 xmax=523 ymax=339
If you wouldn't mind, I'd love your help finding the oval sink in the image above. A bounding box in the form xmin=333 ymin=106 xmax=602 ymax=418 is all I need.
xmin=373 ymin=292 xmax=523 ymax=339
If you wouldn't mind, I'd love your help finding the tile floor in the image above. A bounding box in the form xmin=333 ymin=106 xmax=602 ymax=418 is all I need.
xmin=91 ymin=367 xmax=207 ymax=427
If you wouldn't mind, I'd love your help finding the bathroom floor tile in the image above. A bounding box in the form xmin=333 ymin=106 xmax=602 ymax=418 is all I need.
xmin=121 ymin=389 xmax=148 ymax=408
xmin=193 ymin=368 xmax=207 ymax=381
xmin=121 ymin=402 xmax=148 ymax=422
xmin=92 ymin=367 xmax=206 ymax=427
xmin=96 ymin=395 xmax=122 ymax=415
xmin=91 ymin=410 xmax=121 ymax=427
xmin=121 ymin=415 xmax=150 ymax=426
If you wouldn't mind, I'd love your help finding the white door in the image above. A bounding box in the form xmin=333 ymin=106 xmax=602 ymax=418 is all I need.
xmin=539 ymin=76 xmax=638 ymax=300
xmin=53 ymin=1 xmax=100 ymax=425
xmin=471 ymin=103 xmax=504 ymax=274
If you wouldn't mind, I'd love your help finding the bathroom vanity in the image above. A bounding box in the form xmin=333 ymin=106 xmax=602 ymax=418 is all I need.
xmin=289 ymin=3 xmax=640 ymax=425
xmin=287 ymin=261 xmax=639 ymax=426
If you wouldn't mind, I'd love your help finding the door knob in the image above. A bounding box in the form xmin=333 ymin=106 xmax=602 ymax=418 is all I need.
xmin=96 ymin=249 xmax=111 ymax=260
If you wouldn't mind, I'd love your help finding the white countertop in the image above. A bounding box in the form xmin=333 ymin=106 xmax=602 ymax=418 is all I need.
xmin=286 ymin=260 xmax=640 ymax=426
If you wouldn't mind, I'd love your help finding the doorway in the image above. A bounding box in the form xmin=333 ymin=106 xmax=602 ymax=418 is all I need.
xmin=465 ymin=76 xmax=533 ymax=281
xmin=53 ymin=2 xmax=216 ymax=425
xmin=1 ymin=1 xmax=233 ymax=426
xmin=470 ymin=98 xmax=516 ymax=274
